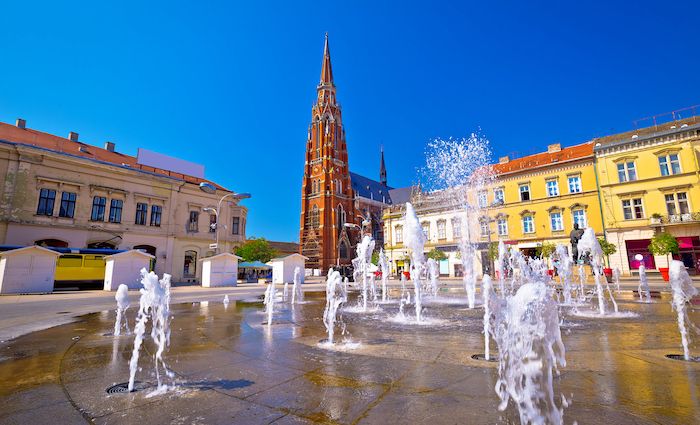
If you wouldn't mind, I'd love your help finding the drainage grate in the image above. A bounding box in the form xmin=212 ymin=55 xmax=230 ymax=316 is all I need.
xmin=106 ymin=381 xmax=149 ymax=394
xmin=665 ymin=354 xmax=700 ymax=362
xmin=471 ymin=354 xmax=499 ymax=362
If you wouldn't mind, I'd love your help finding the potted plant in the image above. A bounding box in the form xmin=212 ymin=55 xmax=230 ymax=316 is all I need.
xmin=650 ymin=213 xmax=662 ymax=224
xmin=598 ymin=238 xmax=617 ymax=282
xmin=648 ymin=232 xmax=679 ymax=281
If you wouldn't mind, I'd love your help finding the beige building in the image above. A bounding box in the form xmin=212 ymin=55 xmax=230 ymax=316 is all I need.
xmin=0 ymin=119 xmax=248 ymax=282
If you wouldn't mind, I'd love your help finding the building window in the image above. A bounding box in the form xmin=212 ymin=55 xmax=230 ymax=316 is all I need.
xmin=421 ymin=222 xmax=430 ymax=239
xmin=665 ymin=192 xmax=690 ymax=216
xmin=150 ymin=205 xmax=162 ymax=227
xmin=184 ymin=250 xmax=197 ymax=277
xmin=519 ymin=184 xmax=531 ymax=201
xmin=452 ymin=218 xmax=461 ymax=238
xmin=59 ymin=192 xmax=76 ymax=218
xmin=37 ymin=188 xmax=56 ymax=216
xmin=572 ymin=209 xmax=587 ymax=228
xmin=90 ymin=196 xmax=106 ymax=221
xmin=522 ymin=215 xmax=534 ymax=234
xmin=395 ymin=226 xmax=403 ymax=244
xmin=478 ymin=191 xmax=488 ymax=208
xmin=108 ymin=199 xmax=123 ymax=223
xmin=310 ymin=205 xmax=319 ymax=228
xmin=497 ymin=218 xmax=508 ymax=236
xmin=622 ymin=198 xmax=644 ymax=220
xmin=480 ymin=220 xmax=489 ymax=237
xmin=550 ymin=212 xmax=563 ymax=231
xmin=232 ymin=217 xmax=240 ymax=235
xmin=546 ymin=180 xmax=559 ymax=197
xmin=135 ymin=202 xmax=148 ymax=225
xmin=568 ymin=175 xmax=582 ymax=193
xmin=209 ymin=214 xmax=217 ymax=233
xmin=494 ymin=188 xmax=504 ymax=204
xmin=188 ymin=211 xmax=199 ymax=232
xmin=658 ymin=153 xmax=681 ymax=176
xmin=437 ymin=220 xmax=446 ymax=239
xmin=617 ymin=161 xmax=637 ymax=182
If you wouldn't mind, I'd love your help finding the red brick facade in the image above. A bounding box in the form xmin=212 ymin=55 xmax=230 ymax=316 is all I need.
xmin=299 ymin=35 xmax=356 ymax=271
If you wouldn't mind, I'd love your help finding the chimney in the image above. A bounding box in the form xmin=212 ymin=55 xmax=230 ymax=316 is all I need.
xmin=15 ymin=118 xmax=26 ymax=129
xmin=68 ymin=132 xmax=79 ymax=142
xmin=104 ymin=141 xmax=115 ymax=152
xmin=547 ymin=143 xmax=561 ymax=153
xmin=499 ymin=156 xmax=510 ymax=164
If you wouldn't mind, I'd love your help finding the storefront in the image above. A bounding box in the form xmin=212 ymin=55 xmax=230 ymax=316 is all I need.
xmin=676 ymin=236 xmax=700 ymax=274
xmin=625 ymin=239 xmax=655 ymax=270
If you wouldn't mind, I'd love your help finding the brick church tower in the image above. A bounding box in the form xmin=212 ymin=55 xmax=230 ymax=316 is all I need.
xmin=299 ymin=34 xmax=356 ymax=272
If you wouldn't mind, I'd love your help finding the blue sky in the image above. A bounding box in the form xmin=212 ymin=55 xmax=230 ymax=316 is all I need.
xmin=1 ymin=1 xmax=698 ymax=242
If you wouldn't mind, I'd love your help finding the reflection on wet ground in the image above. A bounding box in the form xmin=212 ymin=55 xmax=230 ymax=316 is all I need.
xmin=0 ymin=289 xmax=698 ymax=424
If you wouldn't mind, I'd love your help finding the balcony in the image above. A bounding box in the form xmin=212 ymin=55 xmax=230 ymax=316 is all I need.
xmin=650 ymin=212 xmax=700 ymax=226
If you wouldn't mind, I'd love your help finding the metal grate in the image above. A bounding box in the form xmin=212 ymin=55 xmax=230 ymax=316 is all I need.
xmin=105 ymin=381 xmax=149 ymax=394
xmin=665 ymin=354 xmax=700 ymax=362
xmin=471 ymin=354 xmax=499 ymax=362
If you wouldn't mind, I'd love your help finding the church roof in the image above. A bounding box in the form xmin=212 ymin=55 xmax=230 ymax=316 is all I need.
xmin=387 ymin=186 xmax=414 ymax=205
xmin=349 ymin=172 xmax=393 ymax=204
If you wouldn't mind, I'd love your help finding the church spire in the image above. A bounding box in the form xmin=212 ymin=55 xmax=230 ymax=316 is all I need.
xmin=379 ymin=146 xmax=387 ymax=186
xmin=319 ymin=33 xmax=334 ymax=86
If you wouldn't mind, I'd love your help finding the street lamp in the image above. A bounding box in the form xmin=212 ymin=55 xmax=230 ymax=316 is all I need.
xmin=199 ymin=184 xmax=251 ymax=254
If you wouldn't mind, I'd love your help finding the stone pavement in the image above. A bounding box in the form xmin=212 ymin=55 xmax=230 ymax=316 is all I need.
xmin=0 ymin=287 xmax=698 ymax=424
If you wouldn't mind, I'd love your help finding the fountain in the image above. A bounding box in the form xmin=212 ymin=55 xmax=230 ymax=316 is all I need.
xmin=404 ymin=202 xmax=426 ymax=323
xmin=460 ymin=236 xmax=477 ymax=308
xmin=577 ymin=264 xmax=586 ymax=302
xmin=577 ymin=229 xmax=607 ymax=315
xmin=612 ymin=267 xmax=621 ymax=292
xmin=223 ymin=294 xmax=230 ymax=308
xmin=128 ymin=269 xmax=173 ymax=393
xmin=283 ymin=280 xmax=289 ymax=301
xmin=482 ymin=274 xmax=494 ymax=360
xmin=322 ymin=268 xmax=345 ymax=345
xmin=496 ymin=240 xmax=508 ymax=295
xmin=351 ymin=234 xmax=375 ymax=311
xmin=635 ymin=254 xmax=651 ymax=303
xmin=427 ymin=258 xmax=439 ymax=297
xmin=291 ymin=266 xmax=303 ymax=304
xmin=490 ymin=279 xmax=568 ymax=424
xmin=263 ymin=281 xmax=276 ymax=325
xmin=114 ymin=284 xmax=130 ymax=336
xmin=553 ymin=244 xmax=573 ymax=305
xmin=378 ymin=249 xmax=390 ymax=302
xmin=669 ymin=260 xmax=698 ymax=361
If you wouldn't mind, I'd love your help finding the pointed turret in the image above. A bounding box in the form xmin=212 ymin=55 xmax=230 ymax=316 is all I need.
xmin=319 ymin=33 xmax=334 ymax=86
xmin=379 ymin=146 xmax=387 ymax=186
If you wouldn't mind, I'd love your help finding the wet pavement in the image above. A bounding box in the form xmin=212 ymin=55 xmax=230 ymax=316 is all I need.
xmin=0 ymin=288 xmax=698 ymax=424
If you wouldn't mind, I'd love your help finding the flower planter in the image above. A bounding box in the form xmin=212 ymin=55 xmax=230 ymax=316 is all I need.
xmin=658 ymin=267 xmax=670 ymax=282
xmin=603 ymin=268 xmax=613 ymax=283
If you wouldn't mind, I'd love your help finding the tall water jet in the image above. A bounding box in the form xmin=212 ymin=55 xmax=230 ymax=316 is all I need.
xmin=577 ymin=265 xmax=587 ymax=302
xmin=264 ymin=281 xmax=276 ymax=325
xmin=669 ymin=260 xmax=698 ymax=361
xmin=460 ymin=236 xmax=477 ymax=308
xmin=283 ymin=281 xmax=289 ymax=301
xmin=378 ymin=249 xmax=390 ymax=302
xmin=482 ymin=274 xmax=494 ymax=360
xmin=322 ymin=268 xmax=345 ymax=344
xmin=427 ymin=258 xmax=440 ymax=297
xmin=635 ymin=254 xmax=651 ymax=303
xmin=496 ymin=240 xmax=508 ymax=294
xmin=612 ymin=267 xmax=621 ymax=292
xmin=490 ymin=280 xmax=568 ymax=424
xmin=128 ymin=269 xmax=173 ymax=393
xmin=342 ymin=277 xmax=349 ymax=303
xmin=351 ymin=234 xmax=375 ymax=311
xmin=404 ymin=202 xmax=426 ymax=322
xmin=223 ymin=294 xmax=230 ymax=309
xmin=114 ymin=284 xmax=130 ymax=336
xmin=291 ymin=266 xmax=303 ymax=304
xmin=554 ymin=244 xmax=573 ymax=305
xmin=577 ymin=229 xmax=608 ymax=315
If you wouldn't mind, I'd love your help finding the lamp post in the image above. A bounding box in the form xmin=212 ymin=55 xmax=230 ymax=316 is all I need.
xmin=199 ymin=183 xmax=251 ymax=255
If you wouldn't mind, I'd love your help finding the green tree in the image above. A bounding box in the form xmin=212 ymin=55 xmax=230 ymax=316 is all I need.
xmin=648 ymin=232 xmax=679 ymax=264
xmin=371 ymin=250 xmax=379 ymax=265
xmin=234 ymin=238 xmax=278 ymax=263
xmin=536 ymin=242 xmax=557 ymax=259
xmin=427 ymin=248 xmax=447 ymax=261
xmin=487 ymin=241 xmax=499 ymax=261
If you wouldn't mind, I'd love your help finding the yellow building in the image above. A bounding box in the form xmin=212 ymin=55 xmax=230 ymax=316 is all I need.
xmin=481 ymin=142 xmax=603 ymax=258
xmin=594 ymin=116 xmax=700 ymax=275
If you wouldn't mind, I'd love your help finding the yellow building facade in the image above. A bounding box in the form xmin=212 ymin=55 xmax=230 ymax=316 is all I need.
xmin=594 ymin=118 xmax=700 ymax=275
xmin=481 ymin=142 xmax=603 ymax=258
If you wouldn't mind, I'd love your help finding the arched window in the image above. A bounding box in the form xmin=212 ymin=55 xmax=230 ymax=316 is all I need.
xmin=336 ymin=204 xmax=346 ymax=230
xmin=184 ymin=250 xmax=197 ymax=277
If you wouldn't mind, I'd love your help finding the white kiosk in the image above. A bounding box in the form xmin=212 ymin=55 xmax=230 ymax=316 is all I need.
xmin=200 ymin=253 xmax=241 ymax=287
xmin=0 ymin=246 xmax=61 ymax=294
xmin=103 ymin=250 xmax=155 ymax=291
xmin=270 ymin=253 xmax=308 ymax=284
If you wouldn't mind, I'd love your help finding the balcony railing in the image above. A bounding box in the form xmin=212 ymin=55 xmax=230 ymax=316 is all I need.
xmin=650 ymin=212 xmax=700 ymax=225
